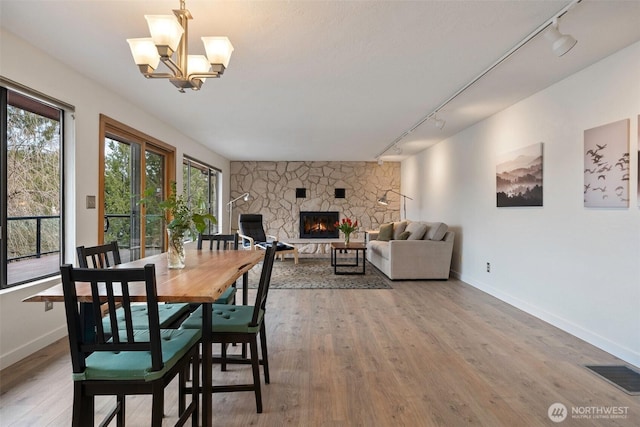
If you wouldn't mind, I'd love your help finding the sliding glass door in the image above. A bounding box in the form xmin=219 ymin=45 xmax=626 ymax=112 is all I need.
xmin=100 ymin=115 xmax=174 ymax=261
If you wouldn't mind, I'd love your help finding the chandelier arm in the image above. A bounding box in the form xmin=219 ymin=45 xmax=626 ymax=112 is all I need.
xmin=159 ymin=57 xmax=185 ymax=78
xmin=142 ymin=73 xmax=178 ymax=79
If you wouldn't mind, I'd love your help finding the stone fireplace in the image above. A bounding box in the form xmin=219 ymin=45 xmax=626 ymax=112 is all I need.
xmin=299 ymin=211 xmax=339 ymax=239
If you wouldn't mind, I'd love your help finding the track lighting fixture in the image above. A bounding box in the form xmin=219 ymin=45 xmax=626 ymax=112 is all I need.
xmin=374 ymin=0 xmax=582 ymax=160
xmin=544 ymin=19 xmax=577 ymax=57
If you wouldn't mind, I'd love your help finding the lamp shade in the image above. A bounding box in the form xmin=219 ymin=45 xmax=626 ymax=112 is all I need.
xmin=544 ymin=24 xmax=577 ymax=57
xmin=127 ymin=38 xmax=161 ymax=69
xmin=202 ymin=36 xmax=234 ymax=68
xmin=188 ymin=55 xmax=212 ymax=75
xmin=377 ymin=192 xmax=389 ymax=205
xmin=145 ymin=14 xmax=184 ymax=53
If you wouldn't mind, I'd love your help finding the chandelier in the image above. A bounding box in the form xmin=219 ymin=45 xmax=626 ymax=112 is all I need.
xmin=127 ymin=0 xmax=234 ymax=92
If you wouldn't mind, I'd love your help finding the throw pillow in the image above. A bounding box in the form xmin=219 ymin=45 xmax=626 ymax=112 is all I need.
xmin=405 ymin=222 xmax=428 ymax=240
xmin=398 ymin=231 xmax=411 ymax=240
xmin=424 ymin=222 xmax=448 ymax=240
xmin=377 ymin=223 xmax=394 ymax=241
xmin=392 ymin=221 xmax=408 ymax=240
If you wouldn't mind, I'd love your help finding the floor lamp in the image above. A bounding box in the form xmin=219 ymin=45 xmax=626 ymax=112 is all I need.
xmin=227 ymin=192 xmax=251 ymax=233
xmin=377 ymin=189 xmax=413 ymax=220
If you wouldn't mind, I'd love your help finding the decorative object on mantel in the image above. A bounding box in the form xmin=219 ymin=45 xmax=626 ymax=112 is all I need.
xmin=377 ymin=189 xmax=414 ymax=220
xmin=141 ymin=182 xmax=216 ymax=269
xmin=335 ymin=217 xmax=359 ymax=245
xmin=127 ymin=0 xmax=234 ymax=92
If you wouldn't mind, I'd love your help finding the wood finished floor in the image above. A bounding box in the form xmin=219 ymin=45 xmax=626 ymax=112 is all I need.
xmin=1 ymin=277 xmax=638 ymax=426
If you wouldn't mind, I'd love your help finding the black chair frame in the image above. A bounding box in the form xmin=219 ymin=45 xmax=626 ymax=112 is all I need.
xmin=60 ymin=264 xmax=199 ymax=427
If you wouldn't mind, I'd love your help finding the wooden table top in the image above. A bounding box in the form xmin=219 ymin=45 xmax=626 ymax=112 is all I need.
xmin=23 ymin=248 xmax=264 ymax=304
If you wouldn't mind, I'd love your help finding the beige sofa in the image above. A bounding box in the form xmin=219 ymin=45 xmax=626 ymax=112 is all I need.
xmin=366 ymin=220 xmax=454 ymax=280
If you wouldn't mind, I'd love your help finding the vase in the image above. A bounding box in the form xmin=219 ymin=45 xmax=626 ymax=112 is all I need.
xmin=167 ymin=229 xmax=186 ymax=269
xmin=344 ymin=232 xmax=351 ymax=246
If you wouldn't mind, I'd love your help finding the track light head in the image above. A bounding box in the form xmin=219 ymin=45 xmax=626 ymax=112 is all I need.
xmin=545 ymin=21 xmax=577 ymax=57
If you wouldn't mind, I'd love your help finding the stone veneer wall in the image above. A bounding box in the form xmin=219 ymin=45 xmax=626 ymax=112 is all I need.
xmin=230 ymin=161 xmax=401 ymax=254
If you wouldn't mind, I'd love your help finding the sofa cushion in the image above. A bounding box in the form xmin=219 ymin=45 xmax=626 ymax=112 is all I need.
xmin=377 ymin=223 xmax=394 ymax=241
xmin=405 ymin=222 xmax=428 ymax=240
xmin=398 ymin=231 xmax=411 ymax=240
xmin=367 ymin=240 xmax=389 ymax=260
xmin=392 ymin=221 xmax=408 ymax=239
xmin=424 ymin=222 xmax=448 ymax=241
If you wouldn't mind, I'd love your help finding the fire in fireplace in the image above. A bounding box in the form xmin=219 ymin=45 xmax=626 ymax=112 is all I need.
xmin=299 ymin=211 xmax=339 ymax=238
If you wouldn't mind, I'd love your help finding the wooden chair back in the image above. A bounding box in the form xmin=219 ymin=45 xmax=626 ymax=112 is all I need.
xmin=197 ymin=233 xmax=239 ymax=250
xmin=76 ymin=241 xmax=121 ymax=268
xmin=60 ymin=264 xmax=163 ymax=374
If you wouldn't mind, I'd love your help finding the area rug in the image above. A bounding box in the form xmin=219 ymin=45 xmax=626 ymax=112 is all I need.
xmin=248 ymin=258 xmax=392 ymax=289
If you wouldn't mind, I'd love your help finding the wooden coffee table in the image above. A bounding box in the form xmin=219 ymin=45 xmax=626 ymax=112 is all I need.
xmin=330 ymin=242 xmax=367 ymax=275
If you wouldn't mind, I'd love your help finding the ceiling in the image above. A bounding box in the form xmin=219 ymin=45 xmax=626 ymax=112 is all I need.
xmin=1 ymin=1 xmax=639 ymax=162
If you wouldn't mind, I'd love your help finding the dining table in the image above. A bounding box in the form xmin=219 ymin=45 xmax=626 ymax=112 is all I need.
xmin=24 ymin=245 xmax=265 ymax=427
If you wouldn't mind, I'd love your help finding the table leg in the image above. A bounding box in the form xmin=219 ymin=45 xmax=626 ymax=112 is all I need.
xmin=202 ymin=302 xmax=212 ymax=427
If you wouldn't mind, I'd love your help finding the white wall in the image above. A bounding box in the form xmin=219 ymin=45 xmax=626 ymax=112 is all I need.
xmin=0 ymin=30 xmax=231 ymax=369
xmin=403 ymin=41 xmax=640 ymax=366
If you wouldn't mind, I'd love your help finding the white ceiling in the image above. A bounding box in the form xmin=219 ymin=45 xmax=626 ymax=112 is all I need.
xmin=1 ymin=0 xmax=639 ymax=162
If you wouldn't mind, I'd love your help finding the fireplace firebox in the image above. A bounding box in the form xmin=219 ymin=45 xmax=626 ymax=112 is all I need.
xmin=299 ymin=211 xmax=339 ymax=238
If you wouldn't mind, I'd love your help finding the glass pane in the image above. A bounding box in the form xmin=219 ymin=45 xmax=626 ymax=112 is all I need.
xmin=145 ymin=150 xmax=164 ymax=256
xmin=184 ymin=160 xmax=218 ymax=234
xmin=103 ymin=137 xmax=141 ymax=263
xmin=6 ymin=99 xmax=61 ymax=285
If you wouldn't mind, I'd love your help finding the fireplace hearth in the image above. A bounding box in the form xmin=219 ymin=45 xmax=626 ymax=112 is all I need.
xmin=299 ymin=211 xmax=339 ymax=239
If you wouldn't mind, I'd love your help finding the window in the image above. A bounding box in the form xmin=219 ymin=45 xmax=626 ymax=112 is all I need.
xmin=100 ymin=115 xmax=175 ymax=261
xmin=1 ymin=85 xmax=66 ymax=288
xmin=183 ymin=157 xmax=220 ymax=234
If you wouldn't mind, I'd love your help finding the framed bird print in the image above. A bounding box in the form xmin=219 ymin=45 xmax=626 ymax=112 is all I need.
xmin=583 ymin=119 xmax=630 ymax=208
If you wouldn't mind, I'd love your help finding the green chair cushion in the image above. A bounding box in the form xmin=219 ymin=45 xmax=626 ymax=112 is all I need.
xmin=214 ymin=286 xmax=237 ymax=305
xmin=102 ymin=303 xmax=190 ymax=333
xmin=180 ymin=304 xmax=263 ymax=334
xmin=72 ymin=328 xmax=201 ymax=382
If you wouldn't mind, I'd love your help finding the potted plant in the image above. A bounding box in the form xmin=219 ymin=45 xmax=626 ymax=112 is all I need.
xmin=141 ymin=182 xmax=216 ymax=268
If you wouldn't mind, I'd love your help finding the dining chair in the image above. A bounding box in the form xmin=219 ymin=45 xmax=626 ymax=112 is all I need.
xmin=197 ymin=233 xmax=239 ymax=305
xmin=238 ymin=214 xmax=299 ymax=264
xmin=60 ymin=264 xmax=201 ymax=427
xmin=77 ymin=242 xmax=190 ymax=330
xmin=180 ymin=242 xmax=277 ymax=413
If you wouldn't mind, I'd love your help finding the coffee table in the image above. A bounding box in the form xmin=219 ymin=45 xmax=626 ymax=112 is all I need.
xmin=330 ymin=242 xmax=367 ymax=275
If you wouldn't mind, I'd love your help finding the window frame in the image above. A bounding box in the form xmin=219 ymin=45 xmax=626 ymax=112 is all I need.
xmin=0 ymin=80 xmax=69 ymax=289
xmin=183 ymin=156 xmax=221 ymax=234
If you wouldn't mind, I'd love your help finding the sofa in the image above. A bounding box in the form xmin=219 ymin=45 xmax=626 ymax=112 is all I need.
xmin=366 ymin=220 xmax=454 ymax=280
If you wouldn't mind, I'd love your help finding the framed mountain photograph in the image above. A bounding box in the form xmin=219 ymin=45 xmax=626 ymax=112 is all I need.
xmin=496 ymin=143 xmax=543 ymax=207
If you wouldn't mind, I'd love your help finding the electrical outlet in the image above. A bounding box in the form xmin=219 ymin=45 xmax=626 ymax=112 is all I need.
xmin=44 ymin=301 xmax=53 ymax=312
xmin=486 ymin=262 xmax=491 ymax=273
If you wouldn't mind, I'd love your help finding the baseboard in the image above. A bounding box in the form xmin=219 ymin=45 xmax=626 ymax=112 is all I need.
xmin=0 ymin=326 xmax=67 ymax=370
xmin=458 ymin=272 xmax=640 ymax=369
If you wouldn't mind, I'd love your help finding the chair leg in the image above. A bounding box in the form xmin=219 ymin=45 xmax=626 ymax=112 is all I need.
xmin=117 ymin=394 xmax=125 ymax=427
xmin=221 ymin=341 xmax=228 ymax=371
xmin=73 ymin=383 xmax=94 ymax=427
xmin=250 ymin=337 xmax=263 ymax=413
xmin=179 ymin=365 xmax=186 ymax=414
xmin=260 ymin=323 xmax=270 ymax=384
xmin=151 ymin=386 xmax=164 ymax=426
xmin=191 ymin=350 xmax=200 ymax=427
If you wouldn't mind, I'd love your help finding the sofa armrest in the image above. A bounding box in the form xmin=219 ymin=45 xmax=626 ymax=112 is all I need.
xmin=367 ymin=230 xmax=380 ymax=241
xmin=386 ymin=231 xmax=455 ymax=279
